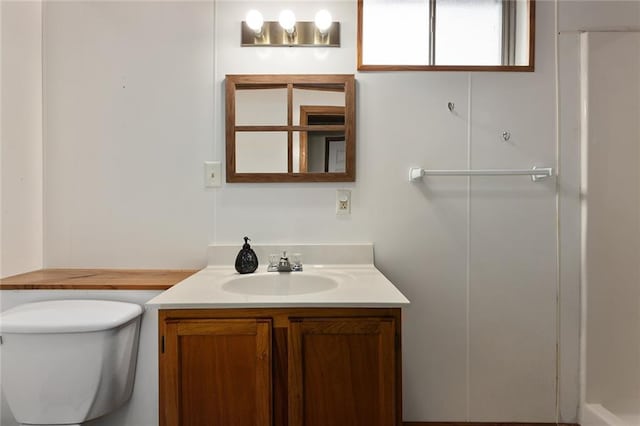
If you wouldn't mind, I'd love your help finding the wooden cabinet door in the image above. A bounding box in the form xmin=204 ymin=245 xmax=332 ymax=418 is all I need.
xmin=160 ymin=318 xmax=272 ymax=426
xmin=288 ymin=317 xmax=396 ymax=426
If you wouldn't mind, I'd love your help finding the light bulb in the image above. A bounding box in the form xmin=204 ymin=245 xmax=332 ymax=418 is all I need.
xmin=315 ymin=10 xmax=332 ymax=34
xmin=246 ymin=9 xmax=263 ymax=34
xmin=279 ymin=9 xmax=296 ymax=34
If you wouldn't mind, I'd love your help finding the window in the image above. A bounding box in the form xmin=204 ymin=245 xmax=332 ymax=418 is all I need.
xmin=358 ymin=0 xmax=534 ymax=71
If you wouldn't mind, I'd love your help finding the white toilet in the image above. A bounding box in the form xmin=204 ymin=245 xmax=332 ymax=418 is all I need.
xmin=0 ymin=299 xmax=144 ymax=425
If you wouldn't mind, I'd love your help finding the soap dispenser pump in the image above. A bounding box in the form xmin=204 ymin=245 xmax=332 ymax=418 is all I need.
xmin=235 ymin=236 xmax=258 ymax=274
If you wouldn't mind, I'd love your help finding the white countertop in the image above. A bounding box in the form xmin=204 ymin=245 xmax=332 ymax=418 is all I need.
xmin=146 ymin=264 xmax=410 ymax=309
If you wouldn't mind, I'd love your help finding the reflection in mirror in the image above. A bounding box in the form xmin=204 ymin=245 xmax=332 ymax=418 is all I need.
xmin=236 ymin=132 xmax=288 ymax=173
xmin=226 ymin=74 xmax=355 ymax=182
xmin=358 ymin=0 xmax=534 ymax=71
xmin=297 ymin=106 xmax=345 ymax=173
xmin=293 ymin=86 xmax=345 ymax=126
xmin=236 ymin=87 xmax=287 ymax=126
xmin=296 ymin=130 xmax=345 ymax=173
xmin=325 ymin=136 xmax=347 ymax=172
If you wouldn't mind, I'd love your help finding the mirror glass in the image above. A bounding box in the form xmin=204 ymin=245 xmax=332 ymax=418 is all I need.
xmin=292 ymin=86 xmax=345 ymax=126
xmin=236 ymin=132 xmax=288 ymax=173
xmin=358 ymin=0 xmax=534 ymax=70
xmin=236 ymin=87 xmax=287 ymax=126
xmin=226 ymin=75 xmax=355 ymax=182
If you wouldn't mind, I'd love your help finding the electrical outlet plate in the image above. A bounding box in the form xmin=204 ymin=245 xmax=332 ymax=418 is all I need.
xmin=204 ymin=161 xmax=221 ymax=187
xmin=336 ymin=189 xmax=351 ymax=215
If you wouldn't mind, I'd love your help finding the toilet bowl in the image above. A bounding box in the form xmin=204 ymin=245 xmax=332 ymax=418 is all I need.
xmin=0 ymin=299 xmax=144 ymax=425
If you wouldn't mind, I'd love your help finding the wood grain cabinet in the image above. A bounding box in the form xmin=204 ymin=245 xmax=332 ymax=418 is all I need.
xmin=159 ymin=308 xmax=402 ymax=426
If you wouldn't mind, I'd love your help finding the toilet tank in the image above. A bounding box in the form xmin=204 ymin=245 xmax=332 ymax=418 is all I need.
xmin=0 ymin=300 xmax=144 ymax=425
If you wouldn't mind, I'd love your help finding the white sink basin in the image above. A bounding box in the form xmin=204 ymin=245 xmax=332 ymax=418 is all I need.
xmin=221 ymin=273 xmax=339 ymax=296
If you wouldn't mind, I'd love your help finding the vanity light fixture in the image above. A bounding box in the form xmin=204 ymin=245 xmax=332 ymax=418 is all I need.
xmin=241 ymin=9 xmax=340 ymax=47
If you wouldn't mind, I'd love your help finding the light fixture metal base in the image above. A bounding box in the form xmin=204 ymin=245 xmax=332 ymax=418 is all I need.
xmin=241 ymin=21 xmax=340 ymax=47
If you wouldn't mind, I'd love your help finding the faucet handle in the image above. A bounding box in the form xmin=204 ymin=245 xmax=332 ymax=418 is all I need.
xmin=281 ymin=251 xmax=288 ymax=260
xmin=290 ymin=252 xmax=303 ymax=271
xmin=267 ymin=253 xmax=280 ymax=272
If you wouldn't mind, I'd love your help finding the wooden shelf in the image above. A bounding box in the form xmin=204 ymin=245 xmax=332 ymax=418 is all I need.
xmin=0 ymin=269 xmax=198 ymax=290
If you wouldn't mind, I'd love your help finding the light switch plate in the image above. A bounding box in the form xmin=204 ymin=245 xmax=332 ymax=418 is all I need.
xmin=336 ymin=189 xmax=351 ymax=215
xmin=204 ymin=161 xmax=221 ymax=187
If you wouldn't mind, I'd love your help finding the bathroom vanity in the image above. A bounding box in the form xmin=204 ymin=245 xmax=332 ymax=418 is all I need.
xmin=158 ymin=307 xmax=400 ymax=426
xmin=147 ymin=244 xmax=409 ymax=426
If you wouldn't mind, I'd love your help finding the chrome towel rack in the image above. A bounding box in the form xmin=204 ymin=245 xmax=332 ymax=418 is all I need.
xmin=409 ymin=166 xmax=554 ymax=182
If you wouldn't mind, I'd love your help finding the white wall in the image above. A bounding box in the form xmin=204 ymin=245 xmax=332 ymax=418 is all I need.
xmin=43 ymin=1 xmax=214 ymax=269
xmin=557 ymin=3 xmax=640 ymax=423
xmin=559 ymin=0 xmax=640 ymax=32
xmin=582 ymin=31 xmax=640 ymax=417
xmin=559 ymin=29 xmax=640 ymax=425
xmin=0 ymin=0 xmax=43 ymax=278
xmin=0 ymin=0 xmax=636 ymax=425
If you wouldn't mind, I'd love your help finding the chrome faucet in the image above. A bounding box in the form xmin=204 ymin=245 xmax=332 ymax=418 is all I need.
xmin=268 ymin=251 xmax=302 ymax=272
xmin=277 ymin=252 xmax=292 ymax=272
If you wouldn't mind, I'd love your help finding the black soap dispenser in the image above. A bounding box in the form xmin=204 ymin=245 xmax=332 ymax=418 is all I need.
xmin=235 ymin=237 xmax=258 ymax=274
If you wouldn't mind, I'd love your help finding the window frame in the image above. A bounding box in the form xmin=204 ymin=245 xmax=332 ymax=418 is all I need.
xmin=357 ymin=0 xmax=535 ymax=72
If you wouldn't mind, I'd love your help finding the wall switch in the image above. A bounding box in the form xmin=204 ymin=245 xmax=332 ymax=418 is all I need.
xmin=336 ymin=189 xmax=351 ymax=215
xmin=204 ymin=161 xmax=221 ymax=187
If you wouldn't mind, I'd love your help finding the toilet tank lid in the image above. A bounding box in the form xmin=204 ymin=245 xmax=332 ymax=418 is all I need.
xmin=0 ymin=300 xmax=144 ymax=333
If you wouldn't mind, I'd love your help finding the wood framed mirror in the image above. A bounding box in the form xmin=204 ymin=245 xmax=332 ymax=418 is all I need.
xmin=358 ymin=0 xmax=535 ymax=71
xmin=225 ymin=74 xmax=356 ymax=183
